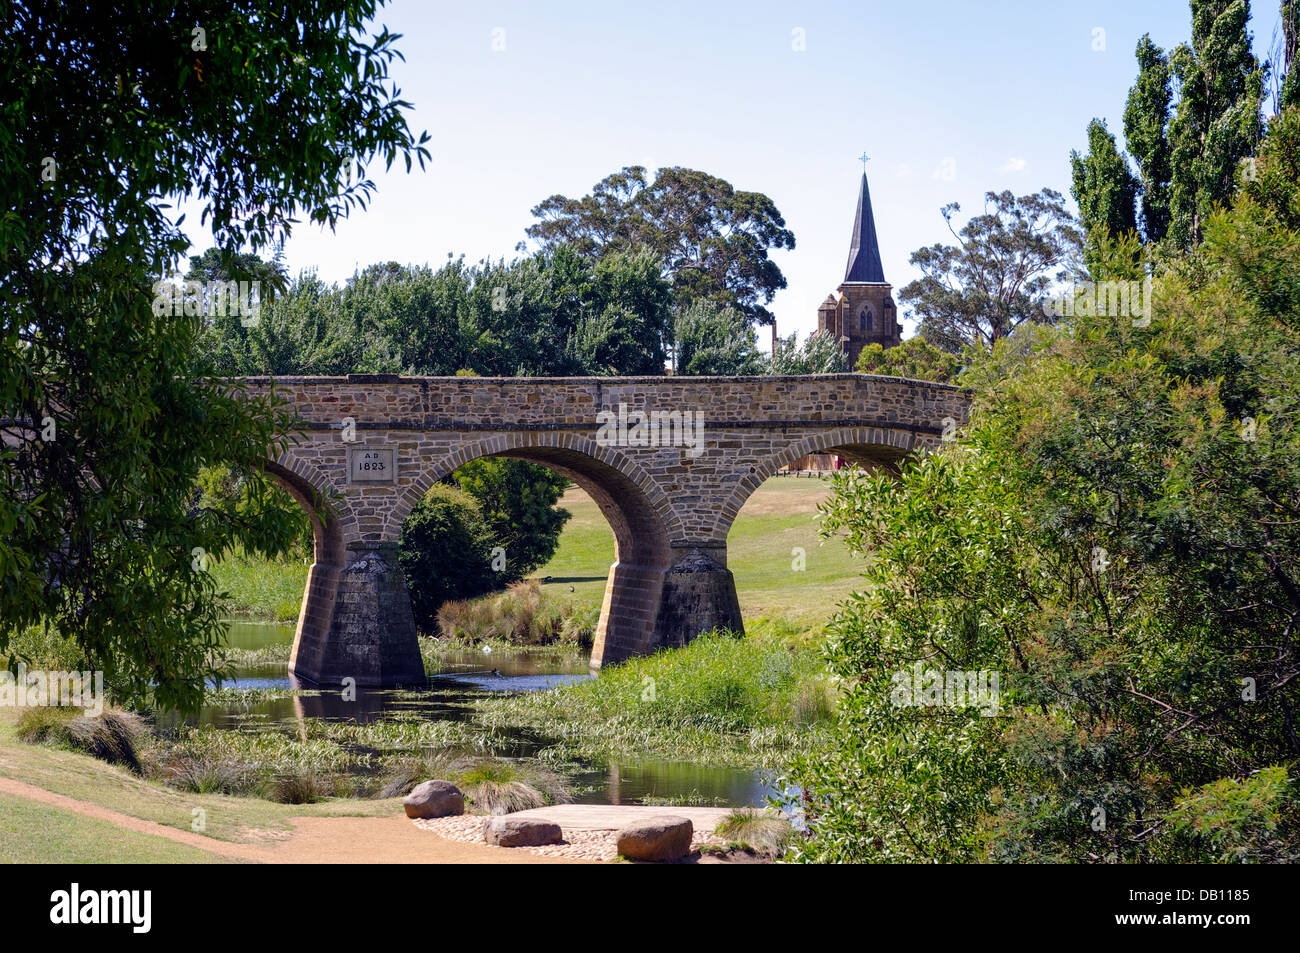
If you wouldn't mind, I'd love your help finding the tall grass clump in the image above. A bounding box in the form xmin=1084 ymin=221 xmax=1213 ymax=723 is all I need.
xmin=435 ymin=580 xmax=595 ymax=647
xmin=715 ymin=808 xmax=793 ymax=857
xmin=17 ymin=708 xmax=146 ymax=773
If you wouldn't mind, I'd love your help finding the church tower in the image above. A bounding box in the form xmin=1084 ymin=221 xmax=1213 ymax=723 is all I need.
xmin=816 ymin=169 xmax=901 ymax=369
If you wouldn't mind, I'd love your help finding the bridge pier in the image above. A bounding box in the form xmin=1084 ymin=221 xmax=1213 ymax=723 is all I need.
xmin=288 ymin=543 xmax=426 ymax=687
xmin=654 ymin=544 xmax=744 ymax=647
xmin=590 ymin=544 xmax=744 ymax=670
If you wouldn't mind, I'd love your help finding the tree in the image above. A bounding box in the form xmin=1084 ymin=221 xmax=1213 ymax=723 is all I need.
xmin=450 ymin=460 xmax=570 ymax=581
xmin=672 ymin=302 xmax=765 ymax=376
xmin=1124 ymin=35 xmax=1176 ymax=245
xmin=769 ymin=331 xmax=846 ymax=375
xmin=398 ymin=484 xmax=500 ymax=632
xmin=1279 ymin=0 xmax=1300 ymax=113
xmin=526 ymin=166 xmax=796 ymax=325
xmin=1167 ymin=0 xmax=1265 ymax=247
xmin=855 ymin=337 xmax=962 ymax=383
xmin=1070 ymin=119 xmax=1140 ymax=274
xmin=0 ymin=1 xmax=429 ymax=709
xmin=568 ymin=249 xmax=674 ymax=374
xmin=899 ymin=190 xmax=1083 ymax=353
xmin=783 ymin=118 xmax=1300 ymax=863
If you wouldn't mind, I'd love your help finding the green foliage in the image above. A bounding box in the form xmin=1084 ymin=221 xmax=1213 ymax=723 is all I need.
xmin=5 ymin=624 xmax=86 ymax=672
xmin=785 ymin=157 xmax=1300 ymax=862
xmin=1280 ymin=1 xmax=1300 ymax=113
xmin=1159 ymin=767 xmax=1300 ymax=862
xmin=1091 ymin=3 xmax=1267 ymax=251
xmin=672 ymin=301 xmax=766 ymax=375
xmin=398 ymin=484 xmax=500 ymax=632
xmin=201 ymin=246 xmax=674 ymax=378
xmin=1167 ymin=0 xmax=1265 ymax=247
xmin=1238 ymin=104 xmax=1300 ymax=229
xmin=451 ymin=459 xmax=570 ymax=580
xmin=1124 ymin=35 xmax=1176 ymax=243
xmin=855 ymin=336 xmax=963 ymax=383
xmin=475 ymin=624 xmax=833 ymax=769
xmin=769 ymin=331 xmax=846 ymax=374
xmin=526 ymin=165 xmax=796 ymax=325
xmin=0 ymin=1 xmax=428 ymax=710
xmin=1070 ymin=119 xmax=1141 ymax=274
xmin=899 ymin=190 xmax=1082 ymax=353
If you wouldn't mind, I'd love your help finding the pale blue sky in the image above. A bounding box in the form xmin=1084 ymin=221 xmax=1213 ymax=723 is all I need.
xmin=178 ymin=0 xmax=1285 ymax=343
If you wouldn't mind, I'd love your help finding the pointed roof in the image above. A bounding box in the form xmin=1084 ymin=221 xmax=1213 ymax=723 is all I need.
xmin=843 ymin=172 xmax=886 ymax=283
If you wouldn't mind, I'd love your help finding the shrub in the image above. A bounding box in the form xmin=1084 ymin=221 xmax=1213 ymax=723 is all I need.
xmin=5 ymin=624 xmax=86 ymax=671
xmin=784 ymin=133 xmax=1300 ymax=861
xmin=66 ymin=710 xmax=145 ymax=773
xmin=158 ymin=754 xmax=259 ymax=795
xmin=399 ymin=483 xmax=500 ymax=632
xmin=266 ymin=771 xmax=330 ymax=804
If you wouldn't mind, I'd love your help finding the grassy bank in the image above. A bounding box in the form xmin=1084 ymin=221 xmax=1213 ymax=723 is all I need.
xmin=472 ymin=619 xmax=835 ymax=769
xmin=537 ymin=475 xmax=858 ymax=629
xmin=208 ymin=550 xmax=309 ymax=622
xmin=0 ymin=707 xmax=400 ymax=845
xmin=0 ymin=792 xmax=235 ymax=864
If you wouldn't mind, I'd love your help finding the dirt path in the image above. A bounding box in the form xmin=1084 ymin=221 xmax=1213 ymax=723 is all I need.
xmin=0 ymin=777 xmax=586 ymax=864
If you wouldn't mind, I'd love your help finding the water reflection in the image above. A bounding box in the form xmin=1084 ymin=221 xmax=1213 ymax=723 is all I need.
xmin=173 ymin=620 xmax=770 ymax=807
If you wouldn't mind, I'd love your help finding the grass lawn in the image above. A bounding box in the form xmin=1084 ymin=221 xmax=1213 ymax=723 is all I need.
xmin=538 ymin=474 xmax=860 ymax=629
xmin=0 ymin=792 xmax=233 ymax=864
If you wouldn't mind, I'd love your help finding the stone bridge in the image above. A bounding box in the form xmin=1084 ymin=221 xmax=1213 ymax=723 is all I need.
xmin=240 ymin=373 xmax=970 ymax=686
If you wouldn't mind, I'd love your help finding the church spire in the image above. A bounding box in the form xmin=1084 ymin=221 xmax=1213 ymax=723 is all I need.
xmin=844 ymin=170 xmax=886 ymax=283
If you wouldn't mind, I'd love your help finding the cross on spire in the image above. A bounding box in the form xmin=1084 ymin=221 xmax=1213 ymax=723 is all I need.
xmin=858 ymin=151 xmax=870 ymax=172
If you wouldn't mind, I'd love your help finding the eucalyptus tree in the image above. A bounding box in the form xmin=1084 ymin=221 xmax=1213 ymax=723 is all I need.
xmin=0 ymin=0 xmax=429 ymax=708
xmin=526 ymin=165 xmax=796 ymax=326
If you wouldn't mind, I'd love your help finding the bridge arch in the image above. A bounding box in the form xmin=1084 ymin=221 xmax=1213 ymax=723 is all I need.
xmin=262 ymin=453 xmax=350 ymax=568
xmin=712 ymin=425 xmax=930 ymax=542
xmin=393 ymin=432 xmax=678 ymax=666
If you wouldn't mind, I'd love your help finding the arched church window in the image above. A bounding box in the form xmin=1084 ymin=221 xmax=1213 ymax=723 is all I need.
xmin=860 ymin=309 xmax=873 ymax=332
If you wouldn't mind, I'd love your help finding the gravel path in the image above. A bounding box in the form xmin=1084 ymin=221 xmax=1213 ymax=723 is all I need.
xmin=414 ymin=812 xmax=730 ymax=862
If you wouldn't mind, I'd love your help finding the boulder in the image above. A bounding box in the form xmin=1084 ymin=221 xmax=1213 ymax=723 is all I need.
xmin=616 ymin=815 xmax=694 ymax=861
xmin=402 ymin=780 xmax=465 ymax=819
xmin=483 ymin=815 xmax=564 ymax=847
